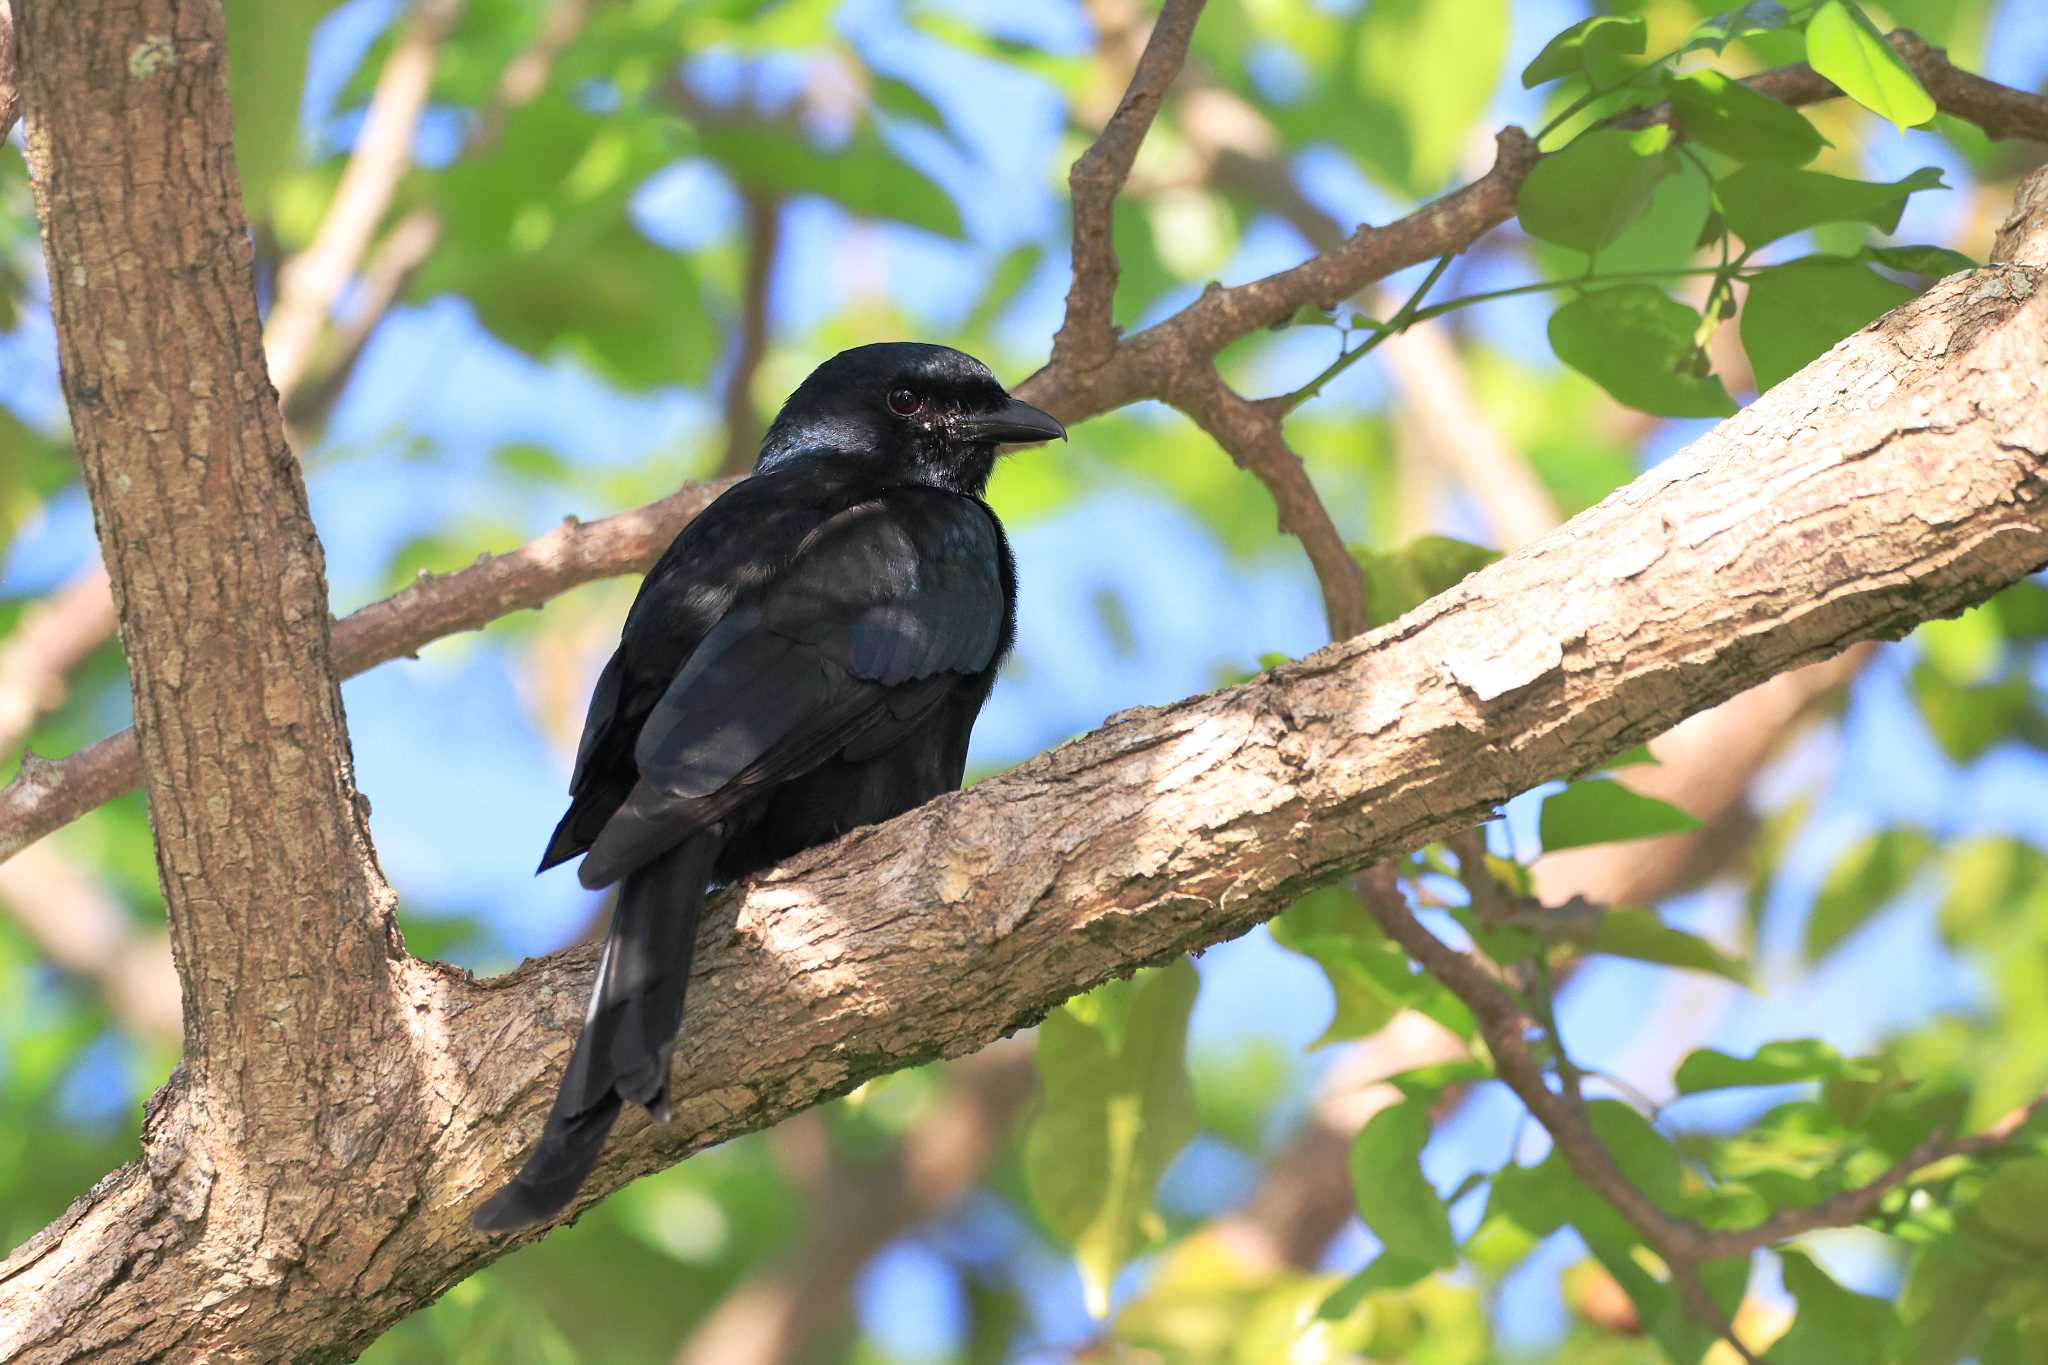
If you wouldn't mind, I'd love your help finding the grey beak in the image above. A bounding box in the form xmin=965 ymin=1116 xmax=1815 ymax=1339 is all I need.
xmin=962 ymin=396 xmax=1067 ymax=446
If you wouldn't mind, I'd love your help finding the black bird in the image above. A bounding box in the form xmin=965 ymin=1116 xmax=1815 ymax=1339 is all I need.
xmin=472 ymin=342 xmax=1063 ymax=1232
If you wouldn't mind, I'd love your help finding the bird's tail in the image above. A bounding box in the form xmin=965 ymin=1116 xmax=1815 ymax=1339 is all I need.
xmin=472 ymin=832 xmax=720 ymax=1232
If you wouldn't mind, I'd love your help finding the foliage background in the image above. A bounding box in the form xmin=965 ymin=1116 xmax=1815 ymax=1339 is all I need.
xmin=2 ymin=0 xmax=2045 ymax=1360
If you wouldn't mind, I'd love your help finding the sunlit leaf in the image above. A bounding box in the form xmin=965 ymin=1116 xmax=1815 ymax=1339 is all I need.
xmin=1806 ymin=0 xmax=1937 ymax=130
xmin=1540 ymin=779 xmax=1704 ymax=853
xmin=1805 ymin=827 xmax=1935 ymax=962
xmin=1521 ymin=15 xmax=1647 ymax=88
xmin=1025 ymin=960 xmax=1200 ymax=1318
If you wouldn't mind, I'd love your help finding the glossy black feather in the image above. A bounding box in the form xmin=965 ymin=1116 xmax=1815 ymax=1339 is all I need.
xmin=478 ymin=342 xmax=1056 ymax=1231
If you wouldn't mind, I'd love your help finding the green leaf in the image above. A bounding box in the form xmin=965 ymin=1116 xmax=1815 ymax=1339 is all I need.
xmin=1353 ymin=535 xmax=1502 ymax=628
xmin=1593 ymin=908 xmax=1752 ymax=986
xmin=1347 ymin=1100 xmax=1457 ymax=1270
xmin=1540 ymin=778 xmax=1705 ymax=853
xmin=1520 ymin=15 xmax=1647 ymax=88
xmin=1900 ymin=1238 xmax=1998 ymax=1365
xmin=1716 ymin=163 xmax=1946 ymax=247
xmin=1772 ymin=1251 xmax=1903 ymax=1365
xmin=698 ymin=123 xmax=963 ymax=238
xmin=1269 ymin=887 xmax=1413 ymax=1048
xmin=1350 ymin=0 xmax=1509 ymax=194
xmin=1804 ymin=827 xmax=1935 ymax=962
xmin=223 ymin=1 xmax=341 ymax=221
xmin=1806 ymin=0 xmax=1937 ymax=130
xmin=1865 ymin=243 xmax=1978 ymax=277
xmin=1740 ymin=257 xmax=1916 ymax=392
xmin=1676 ymin=1039 xmax=1861 ymax=1093
xmin=1964 ymin=1157 xmax=2048 ymax=1257
xmin=1664 ymin=70 xmax=1826 ymax=164
xmin=1683 ymin=2 xmax=1794 ymax=56
xmin=1025 ymin=960 xmax=1200 ymax=1318
xmin=1518 ymin=126 xmax=1678 ymax=255
xmin=1315 ymin=1251 xmax=1438 ymax=1320
xmin=1604 ymin=743 xmax=1659 ymax=771
xmin=1548 ymin=286 xmax=1737 ymax=418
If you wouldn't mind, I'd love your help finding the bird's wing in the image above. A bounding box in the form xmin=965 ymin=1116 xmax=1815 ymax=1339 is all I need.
xmin=575 ymin=488 xmax=1003 ymax=887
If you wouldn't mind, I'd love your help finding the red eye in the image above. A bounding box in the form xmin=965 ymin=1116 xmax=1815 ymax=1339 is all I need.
xmin=887 ymin=386 xmax=922 ymax=416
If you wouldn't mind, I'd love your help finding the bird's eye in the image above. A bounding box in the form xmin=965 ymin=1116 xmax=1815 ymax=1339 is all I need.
xmin=887 ymin=386 xmax=923 ymax=416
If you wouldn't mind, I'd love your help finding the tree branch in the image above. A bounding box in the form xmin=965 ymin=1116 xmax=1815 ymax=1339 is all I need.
xmin=0 ymin=477 xmax=734 ymax=862
xmin=0 ymin=2 xmax=15 ymax=144
xmin=1165 ymin=370 xmax=1367 ymax=639
xmin=10 ymin=24 xmax=2048 ymax=870
xmin=1051 ymin=0 xmax=1207 ymax=367
xmin=715 ymin=189 xmax=782 ymax=477
xmin=5 ymin=211 xmax=2044 ymax=1355
xmin=17 ymin=0 xmax=401 ymax=1190
xmin=263 ymin=0 xmax=464 ymax=398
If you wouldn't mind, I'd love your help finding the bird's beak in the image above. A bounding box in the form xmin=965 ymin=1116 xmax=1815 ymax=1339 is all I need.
xmin=962 ymin=396 xmax=1067 ymax=446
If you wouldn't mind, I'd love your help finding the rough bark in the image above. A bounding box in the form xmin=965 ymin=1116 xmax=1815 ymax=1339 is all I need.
xmin=4 ymin=211 xmax=2044 ymax=1357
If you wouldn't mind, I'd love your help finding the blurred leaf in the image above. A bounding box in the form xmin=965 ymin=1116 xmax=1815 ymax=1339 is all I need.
xmin=1901 ymin=1238 xmax=1998 ymax=1365
xmin=1347 ymin=1100 xmax=1457 ymax=1270
xmin=1026 ymin=960 xmax=1200 ymax=1318
xmin=1683 ymin=2 xmax=1794 ymax=56
xmin=1540 ymin=779 xmax=1703 ymax=853
xmin=1517 ymin=126 xmax=1677 ymax=255
xmin=1548 ymin=286 xmax=1736 ymax=417
xmin=1350 ymin=0 xmax=1508 ymax=194
xmin=1807 ymin=0 xmax=1937 ymax=130
xmin=1772 ymin=1250 xmax=1903 ymax=1365
xmin=1676 ymin=1039 xmax=1862 ymax=1093
xmin=1592 ymin=907 xmax=1751 ymax=985
xmin=224 ymin=1 xmax=340 ymax=220
xmin=1805 ymin=827 xmax=1935 ymax=962
xmin=1716 ymin=163 xmax=1946 ymax=247
xmin=417 ymin=95 xmax=714 ymax=387
xmin=1521 ymin=15 xmax=1647 ymax=88
xmin=1740 ymin=257 xmax=1916 ymax=392
xmin=1354 ymin=535 xmax=1501 ymax=628
xmin=1269 ymin=888 xmax=1413 ymax=1048
xmin=1911 ymin=662 xmax=2038 ymax=762
xmin=698 ymin=121 xmax=962 ymax=239
xmin=1664 ymin=70 xmax=1826 ymax=164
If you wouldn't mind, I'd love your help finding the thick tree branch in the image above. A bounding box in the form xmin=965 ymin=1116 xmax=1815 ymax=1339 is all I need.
xmin=5 ymin=222 xmax=2043 ymax=1357
xmin=16 ymin=0 xmax=409 ymax=1260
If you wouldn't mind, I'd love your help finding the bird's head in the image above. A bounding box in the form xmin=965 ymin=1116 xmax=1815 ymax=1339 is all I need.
xmin=755 ymin=342 xmax=1065 ymax=494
